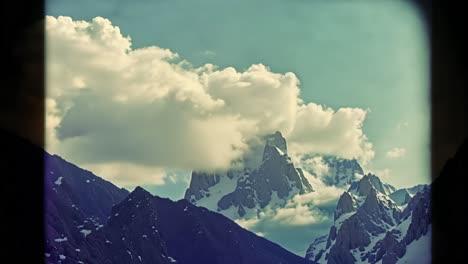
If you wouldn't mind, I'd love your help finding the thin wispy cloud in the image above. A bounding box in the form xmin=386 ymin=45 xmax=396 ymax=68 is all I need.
xmin=386 ymin=147 xmax=406 ymax=158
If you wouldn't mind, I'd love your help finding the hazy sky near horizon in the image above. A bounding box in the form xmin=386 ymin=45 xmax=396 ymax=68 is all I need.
xmin=46 ymin=0 xmax=430 ymax=256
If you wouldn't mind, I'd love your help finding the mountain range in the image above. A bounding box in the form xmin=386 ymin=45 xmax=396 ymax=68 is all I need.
xmin=306 ymin=175 xmax=430 ymax=264
xmin=3 ymin=129 xmax=433 ymax=264
xmin=184 ymin=131 xmax=366 ymax=221
xmin=185 ymin=131 xmax=432 ymax=263
xmin=41 ymin=134 xmax=310 ymax=263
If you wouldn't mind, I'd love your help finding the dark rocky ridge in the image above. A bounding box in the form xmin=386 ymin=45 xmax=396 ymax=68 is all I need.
xmin=34 ymin=135 xmax=312 ymax=263
xmin=334 ymin=192 xmax=355 ymax=220
xmin=81 ymin=187 xmax=312 ymax=264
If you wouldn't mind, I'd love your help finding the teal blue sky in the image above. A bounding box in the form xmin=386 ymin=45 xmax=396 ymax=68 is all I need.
xmin=47 ymin=0 xmax=429 ymax=190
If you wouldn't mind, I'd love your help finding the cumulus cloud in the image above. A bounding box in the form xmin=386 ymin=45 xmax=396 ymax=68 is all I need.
xmin=369 ymin=168 xmax=392 ymax=180
xmin=292 ymin=186 xmax=344 ymax=208
xmin=269 ymin=202 xmax=327 ymax=226
xmin=288 ymin=104 xmax=375 ymax=165
xmin=45 ymin=16 xmax=375 ymax=180
xmin=266 ymin=186 xmax=343 ymax=226
xmin=236 ymin=179 xmax=342 ymax=228
xmin=82 ymin=162 xmax=167 ymax=188
xmin=234 ymin=180 xmax=343 ymax=254
xmin=386 ymin=147 xmax=406 ymax=158
xmin=297 ymin=156 xmax=330 ymax=181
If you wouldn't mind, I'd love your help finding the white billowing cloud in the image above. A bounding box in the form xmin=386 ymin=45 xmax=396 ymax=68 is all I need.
xmin=254 ymin=231 xmax=266 ymax=237
xmin=203 ymin=64 xmax=301 ymax=136
xmin=82 ymin=162 xmax=166 ymax=188
xmin=235 ymin=218 xmax=261 ymax=230
xmin=246 ymin=170 xmax=344 ymax=227
xmin=269 ymin=203 xmax=324 ymax=226
xmin=46 ymin=16 xmax=375 ymax=178
xmin=369 ymin=168 xmax=392 ymax=180
xmin=266 ymin=186 xmax=343 ymax=226
xmin=297 ymin=156 xmax=330 ymax=181
xmin=386 ymin=147 xmax=406 ymax=158
xmin=235 ymin=202 xmax=325 ymax=228
xmin=236 ymin=179 xmax=343 ymax=228
xmin=232 ymin=173 xmax=343 ymax=253
xmin=288 ymin=104 xmax=375 ymax=165
xmin=292 ymin=185 xmax=344 ymax=207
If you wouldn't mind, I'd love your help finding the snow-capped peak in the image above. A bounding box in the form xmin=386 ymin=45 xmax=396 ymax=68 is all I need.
xmin=184 ymin=131 xmax=313 ymax=220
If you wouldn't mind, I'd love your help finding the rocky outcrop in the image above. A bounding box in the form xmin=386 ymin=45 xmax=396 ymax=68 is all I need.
xmin=254 ymin=142 xmax=311 ymax=204
xmin=298 ymin=168 xmax=315 ymax=192
xmin=333 ymin=216 xmax=371 ymax=250
xmin=265 ymin=131 xmax=288 ymax=154
xmin=360 ymin=188 xmax=398 ymax=227
xmin=334 ymin=192 xmax=356 ymax=220
xmin=185 ymin=172 xmax=228 ymax=202
xmin=401 ymin=186 xmax=431 ymax=245
xmin=348 ymin=174 xmax=396 ymax=196
xmin=217 ymin=175 xmax=256 ymax=216
xmin=306 ymin=235 xmax=327 ymax=263
xmin=321 ymin=157 xmax=364 ymax=188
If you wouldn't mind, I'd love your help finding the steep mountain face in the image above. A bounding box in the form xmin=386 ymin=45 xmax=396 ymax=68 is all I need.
xmin=73 ymin=186 xmax=171 ymax=264
xmin=321 ymin=156 xmax=364 ymax=188
xmin=81 ymin=187 xmax=312 ymax=264
xmin=185 ymin=131 xmax=314 ymax=219
xmin=305 ymin=175 xmax=431 ymax=264
xmin=44 ymin=153 xmax=130 ymax=263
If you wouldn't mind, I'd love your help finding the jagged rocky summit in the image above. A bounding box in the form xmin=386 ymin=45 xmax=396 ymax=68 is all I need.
xmin=305 ymin=174 xmax=431 ymax=264
xmin=185 ymin=131 xmax=314 ymax=219
xmin=320 ymin=156 xmax=365 ymax=188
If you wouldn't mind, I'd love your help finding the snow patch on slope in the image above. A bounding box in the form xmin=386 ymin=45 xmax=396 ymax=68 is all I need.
xmin=194 ymin=173 xmax=239 ymax=210
xmin=54 ymin=176 xmax=63 ymax=186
